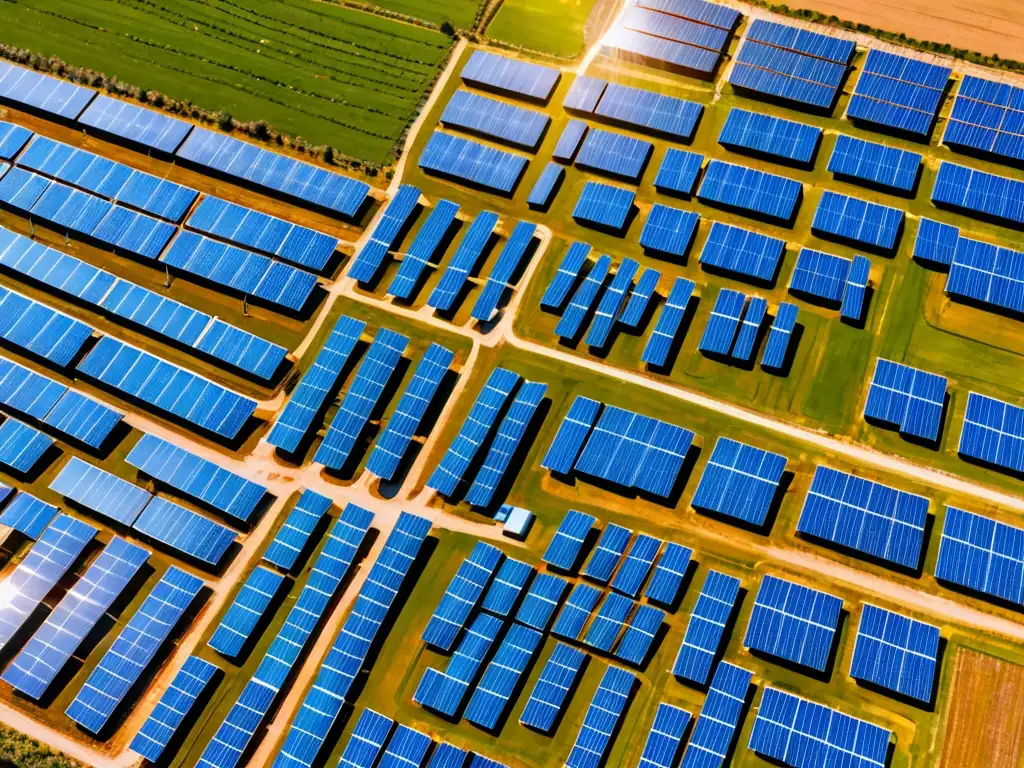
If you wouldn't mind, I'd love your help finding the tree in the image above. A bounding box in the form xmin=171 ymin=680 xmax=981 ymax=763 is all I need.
xmin=323 ymin=145 xmax=335 ymax=164
xmin=440 ymin=20 xmax=456 ymax=37
xmin=217 ymin=110 xmax=234 ymax=131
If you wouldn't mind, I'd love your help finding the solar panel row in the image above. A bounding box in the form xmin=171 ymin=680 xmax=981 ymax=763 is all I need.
xmin=693 ymin=437 xmax=788 ymax=527
xmin=555 ymin=254 xmax=612 ymax=340
xmin=583 ymin=523 xmax=632 ymax=584
xmin=0 ymin=121 xmax=31 ymax=160
xmin=481 ymin=557 xmax=534 ymax=617
xmin=603 ymin=27 xmax=722 ymax=78
xmin=828 ymin=134 xmax=922 ymax=193
xmin=840 ymin=254 xmax=872 ymax=323
xmin=619 ymin=268 xmax=661 ymax=328
xmin=262 ymin=488 xmax=332 ymax=572
xmin=575 ymin=126 xmax=653 ymax=182
xmin=565 ymin=665 xmax=636 ymax=768
xmin=730 ymin=34 xmax=847 ymax=111
xmin=520 ymin=642 xmax=587 ymax=733
xmin=761 ymin=302 xmax=799 ymax=370
xmin=850 ymin=603 xmax=939 ymax=703
xmin=552 ymin=583 xmax=603 ymax=641
xmin=680 ymin=662 xmax=752 ymax=768
xmin=0 ymin=417 xmax=53 ymax=474
xmin=349 ymin=185 xmax=421 ymax=284
xmin=130 ymin=655 xmax=219 ymax=762
xmin=645 ymin=542 xmax=693 ymax=607
xmin=719 ymin=108 xmax=821 ymax=164
xmin=415 ymin=611 xmax=504 ymax=717
xmin=913 ymin=217 xmax=960 ymax=267
xmin=0 ymin=284 xmax=95 ymax=366
xmin=640 ymin=204 xmax=700 ymax=258
xmin=745 ymin=574 xmax=842 ymax=671
xmin=638 ymin=0 xmax=740 ymax=31
xmin=637 ymin=703 xmax=691 ymax=768
xmin=699 ymin=221 xmax=786 ymax=283
xmin=79 ymin=94 xmax=193 ymax=155
xmin=946 ymin=236 xmax=1024 ymax=316
xmin=573 ymin=182 xmax=635 ymax=231
xmin=208 ymin=566 xmax=285 ymax=658
xmin=50 ymin=456 xmax=152 ymax=525
xmin=461 ymin=50 xmax=561 ymax=102
xmin=428 ymin=210 xmax=500 ymax=312
xmin=419 ymin=131 xmax=528 ymax=194
xmin=516 ymin=572 xmax=569 ymax=631
xmin=0 ymin=60 xmax=96 ymax=120
xmin=587 ymin=258 xmax=639 ymax=348
xmin=746 ymin=18 xmax=855 ymax=63
xmin=441 ymin=89 xmax=550 ymax=149
xmin=543 ymin=509 xmax=598 ymax=572
xmin=697 ymin=159 xmax=803 ymax=223
xmin=864 ymin=358 xmax=947 ymax=442
xmin=958 ymin=392 xmax=1024 ymax=475
xmin=936 ymin=505 xmax=1023 ymax=607
xmin=932 ymin=161 xmax=1024 ymax=228
xmin=541 ymin=396 xmax=603 ymax=475
xmin=465 ymin=623 xmax=542 ymax=730
xmin=387 ymin=200 xmax=461 ymax=299
xmin=527 ymin=162 xmax=565 ymax=210
xmin=654 ymin=148 xmax=705 ymax=196
xmin=643 ymin=277 xmax=696 ymax=367
xmin=132 ymin=496 xmax=237 ymax=567
xmin=944 ymin=75 xmax=1024 ymax=164
xmin=472 ymin=221 xmax=538 ymax=321
xmin=540 ymin=242 xmax=592 ymax=312
xmin=422 ymin=541 xmax=504 ymax=651
xmin=672 ymin=569 xmax=741 ymax=684
xmin=847 ymin=49 xmax=950 ymax=137
xmin=0 ymin=491 xmax=58 ymax=539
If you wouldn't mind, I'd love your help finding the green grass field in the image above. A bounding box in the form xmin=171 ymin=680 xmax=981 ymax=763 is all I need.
xmin=0 ymin=0 xmax=453 ymax=163
xmin=356 ymin=0 xmax=482 ymax=29
xmin=486 ymin=0 xmax=601 ymax=57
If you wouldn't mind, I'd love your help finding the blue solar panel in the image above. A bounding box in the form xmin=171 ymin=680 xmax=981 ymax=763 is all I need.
xmin=730 ymin=39 xmax=845 ymax=111
xmin=387 ymin=200 xmax=461 ymax=300
xmin=850 ymin=603 xmax=939 ymax=703
xmin=77 ymin=336 xmax=257 ymax=440
xmin=66 ymin=566 xmax=203 ymax=733
xmin=697 ymin=159 xmax=802 ymax=223
xmin=643 ymin=277 xmax=695 ymax=368
xmin=41 ymin=388 xmax=122 ymax=449
xmin=638 ymin=703 xmax=691 ymax=768
xmin=622 ymin=6 xmax=730 ymax=50
xmin=133 ymin=497 xmax=237 ymax=567
xmin=0 ymin=60 xmax=95 ymax=119
xmin=267 ymin=314 xmax=365 ymax=454
xmin=419 ymin=131 xmax=528 ymax=194
xmin=943 ymin=75 xmax=1024 ymax=164
xmin=541 ymin=241 xmax=592 ymax=312
xmin=555 ymin=254 xmax=612 ymax=341
xmin=573 ymin=182 xmax=635 ymax=230
xmin=746 ymin=18 xmax=852 ymax=62
xmin=595 ymin=83 xmax=704 ymax=142
xmin=640 ymin=205 xmax=700 ymax=258
xmin=541 ymin=396 xmax=602 ymax=475
xmin=936 ymin=505 xmax=1024 ymax=607
xmin=604 ymin=26 xmax=721 ymax=76
xmin=615 ymin=603 xmax=664 ymax=666
xmin=564 ymin=76 xmax=609 ymax=113
xmin=828 ymin=134 xmax=921 ymax=192
xmin=461 ymin=50 xmax=561 ymax=102
xmin=176 ymin=127 xmax=369 ymax=218
xmin=913 ymin=217 xmax=959 ymax=267
xmin=366 ymin=343 xmax=454 ymax=481
xmin=515 ymin=572 xmax=569 ymax=631
xmin=612 ymin=534 xmax=663 ymax=597
xmin=719 ymin=108 xmax=821 ymax=165
xmin=126 ymin=433 xmax=267 ymax=523
xmin=427 ymin=368 xmax=521 ymax=497
xmin=933 ymin=161 xmax=1024 ymax=228
xmin=50 ymin=456 xmax=152 ymax=526
xmin=263 ymin=489 xmax=332 ymax=572
xmin=0 ymin=285 xmax=94 ymax=366
xmin=699 ymin=222 xmax=786 ymax=283
xmin=864 ymin=358 xmax=947 ymax=442
xmin=422 ymin=541 xmax=504 ymax=651
xmin=587 ymin=258 xmax=639 ymax=348
xmin=679 ymin=662 xmax=752 ymax=768
xmin=442 ymin=89 xmax=550 ymax=149
xmin=584 ymin=523 xmax=632 ymax=584
xmin=379 ymin=725 xmax=433 ymax=768
xmin=194 ymin=319 xmax=288 ymax=381
xmin=465 ymin=623 xmax=542 ymax=729
xmin=415 ymin=611 xmax=503 ymax=717
xmin=0 ymin=121 xmax=32 ymax=160
xmin=798 ymin=465 xmax=929 ymax=570
xmin=693 ymin=438 xmax=788 ymax=527
xmin=847 ymin=49 xmax=950 ymax=137
xmin=334 ymin=709 xmax=395 ymax=768
xmin=3 ymin=537 xmax=149 ymax=700
xmin=749 ymin=687 xmax=892 ymax=767
xmin=527 ymin=162 xmax=565 ymax=210
xmin=481 ymin=557 xmax=534 ymax=617
xmin=314 ymin=327 xmax=409 ymax=471
xmin=619 ymin=269 xmax=661 ymax=329
xmin=130 ymin=655 xmax=218 ymax=763
xmin=644 ymin=542 xmax=692 ymax=608
xmin=731 ymin=296 xmax=768 ymax=362
xmin=812 ymin=190 xmax=904 ymax=252
xmin=672 ymin=570 xmax=740 ymax=685
xmin=958 ymin=392 xmax=1024 ymax=475
xmin=78 ymin=94 xmax=193 ymax=154
xmin=553 ymin=120 xmax=589 ymax=163
xmin=472 ymin=221 xmax=538 ymax=322
xmin=789 ymin=247 xmax=851 ymax=304
xmin=745 ymin=574 xmax=842 ymax=671
xmin=575 ymin=127 xmax=653 ymax=182
xmin=552 ymin=582 xmax=602 ymax=641
xmin=654 ymin=148 xmax=704 ymax=196
xmin=427 ymin=743 xmax=469 ymax=768
xmin=840 ymin=254 xmax=871 ymax=322
xmin=638 ymin=0 xmax=740 ymax=30
xmin=565 ymin=665 xmax=636 ymax=768
xmin=946 ymin=236 xmax=1024 ymax=316
xmin=761 ymin=302 xmax=798 ymax=371
xmin=350 ymin=185 xmax=421 ymax=284
xmin=0 ymin=355 xmax=68 ymax=418
xmin=0 ymin=417 xmax=52 ymax=474
xmin=585 ymin=592 xmax=635 ymax=651
xmin=429 ymin=210 xmax=500 ymax=312
xmin=0 ymin=492 xmax=57 ymax=539
xmin=544 ymin=509 xmax=598 ymax=572
xmin=520 ymin=642 xmax=587 ymax=733
xmin=699 ymin=288 xmax=746 ymax=356
xmin=208 ymin=566 xmax=285 ymax=658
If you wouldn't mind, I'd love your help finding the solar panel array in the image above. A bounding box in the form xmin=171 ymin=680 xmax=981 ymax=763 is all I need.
xmin=850 ymin=603 xmax=940 ymax=702
xmin=798 ymin=465 xmax=929 ymax=569
xmin=643 ymin=277 xmax=695 ymax=367
xmin=587 ymin=258 xmax=639 ymax=348
xmin=543 ymin=509 xmax=598 ymax=572
xmin=828 ymin=134 xmax=922 ymax=193
xmin=0 ymin=285 xmax=95 ymax=366
xmin=553 ymin=120 xmax=589 ymax=163
xmin=527 ymin=162 xmax=565 ymax=210
xmin=640 ymin=204 xmax=700 ymax=258
xmin=541 ymin=242 xmax=592 ymax=312
xmin=654 ymin=148 xmax=705 ymax=196
xmin=415 ymin=611 xmax=503 ymax=717
xmin=699 ymin=221 xmax=786 ymax=283
xmin=697 ymin=159 xmax=803 ymax=223
xmin=541 ymin=396 xmax=603 ymax=475
xmin=749 ymin=688 xmax=892 ymax=767
xmin=473 ymin=221 xmax=538 ymax=321
xmin=645 ymin=542 xmax=693 ymax=607
xmin=419 ymin=131 xmax=528 ymax=194
xmin=130 ymin=655 xmax=219 ymax=762
xmin=637 ymin=0 xmax=741 ymax=31
xmin=913 ymin=217 xmax=960 ymax=267
xmin=0 ymin=355 xmax=69 ymax=418
xmin=0 ymin=120 xmax=32 ymax=160
xmin=958 ymin=392 xmax=1024 ymax=475
xmin=573 ymin=182 xmax=635 ymax=230
xmin=841 ymin=254 xmax=871 ymax=322
xmin=465 ymin=623 xmax=543 ymax=729
xmin=637 ymin=703 xmax=691 ymax=768
xmin=386 ymin=201 xmax=460 ymax=299
xmin=679 ymin=662 xmax=752 ymax=768
xmin=698 ymin=288 xmax=746 ymax=356
xmin=461 ymin=50 xmax=561 ymax=102
xmin=520 ymin=642 xmax=587 ymax=733
xmin=126 ymin=433 xmax=267 ymax=523
xmin=615 ymin=603 xmax=665 ymax=666
xmin=428 ymin=210 xmax=500 ymax=312
xmin=200 ymin=505 xmax=373 ymax=768
xmin=0 ymin=417 xmax=52 ymax=474
xmin=552 ymin=583 xmax=602 ymax=641
xmin=267 ymin=314 xmax=365 ymax=454
xmin=864 ymin=358 xmax=947 ymax=442
xmin=932 ymin=161 xmax=1024 ymax=228
xmin=380 ymin=725 xmax=433 ymax=768
xmin=584 ymin=592 xmax=635 ymax=652
xmin=847 ymin=49 xmax=951 ymax=137
xmin=2 ymin=536 xmax=149 ymax=699
xmin=564 ymin=665 xmax=636 ymax=768
xmin=575 ymin=127 xmax=653 ymax=182
xmin=693 ymin=437 xmax=788 ymax=527
xmin=349 ymin=185 xmax=421 ymax=284
xmin=273 ymin=512 xmax=432 ymax=768
xmin=481 ymin=557 xmax=534 ymax=617
xmin=605 ymin=24 xmax=720 ymax=78
xmin=620 ymin=5 xmax=731 ymax=57
xmin=730 ymin=295 xmax=767 ymax=362
xmin=761 ymin=302 xmax=799 ymax=370
xmin=788 ymin=247 xmax=852 ymax=305
xmin=936 ymin=505 xmax=1024 ymax=607
xmin=946 ymin=236 xmax=1024 ymax=316
xmin=66 ymin=566 xmax=204 ymax=733
xmin=620 ymin=268 xmax=661 ymax=328
xmin=944 ymin=75 xmax=1024 ymax=164
xmin=556 ymin=254 xmax=612 ymax=341
xmin=672 ymin=569 xmax=741 ymax=684
xmin=333 ymin=709 xmax=394 ymax=768
xmin=423 ymin=542 xmax=504 ymax=651
xmin=719 ymin=108 xmax=821 ymax=165
xmin=175 ymin=127 xmax=370 ymax=218
xmin=516 ymin=572 xmax=569 ymax=631
xmin=0 ymin=492 xmax=58 ymax=539
xmin=596 ymin=83 xmax=704 ymax=141
xmin=745 ymin=574 xmax=842 ymax=671
xmin=132 ymin=497 xmax=237 ymax=567
xmin=611 ymin=534 xmax=663 ymax=598
xmin=584 ymin=523 xmax=632 ymax=584
xmin=262 ymin=489 xmax=332 ymax=572
xmin=79 ymin=94 xmax=193 ymax=154
xmin=50 ymin=456 xmax=151 ymax=525
xmin=441 ymin=89 xmax=550 ymax=149
xmin=0 ymin=60 xmax=96 ymax=120
xmin=208 ymin=566 xmax=285 ymax=658
xmin=77 ymin=335 xmax=257 ymax=440
xmin=564 ymin=76 xmax=609 ymax=113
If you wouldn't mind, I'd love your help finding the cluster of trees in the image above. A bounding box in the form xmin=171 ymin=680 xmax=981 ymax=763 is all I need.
xmin=0 ymin=724 xmax=81 ymax=768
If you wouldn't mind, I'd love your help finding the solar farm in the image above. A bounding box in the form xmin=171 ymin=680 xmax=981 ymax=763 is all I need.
xmin=0 ymin=1 xmax=1019 ymax=768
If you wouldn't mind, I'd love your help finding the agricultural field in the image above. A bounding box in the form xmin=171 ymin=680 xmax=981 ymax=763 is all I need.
xmin=485 ymin=0 xmax=603 ymax=57
xmin=0 ymin=0 xmax=453 ymax=163
xmin=357 ymin=0 xmax=484 ymax=29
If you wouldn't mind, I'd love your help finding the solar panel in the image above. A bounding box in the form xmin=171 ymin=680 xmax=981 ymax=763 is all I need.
xmin=638 ymin=703 xmax=692 ymax=768
xmin=466 ymin=380 xmax=548 ymax=508
xmin=719 ymin=108 xmax=821 ymax=165
xmin=66 ymin=565 xmax=204 ymax=733
xmin=798 ymin=465 xmax=929 ymax=570
xmin=654 ymin=148 xmax=704 ymax=197
xmin=553 ymin=120 xmax=589 ymax=163
xmin=272 ymin=513 xmax=431 ymax=768
xmin=761 ymin=302 xmax=799 ymax=371
xmin=0 ymin=417 xmax=53 ymax=474
xmin=643 ymin=277 xmax=695 ymax=368
xmin=126 ymin=433 xmax=268 ymax=523
xmin=699 ymin=221 xmax=786 ymax=283
xmin=520 ymin=642 xmax=587 ymax=733
xmin=693 ymin=438 xmax=788 ymax=527
xmin=746 ymin=19 xmax=854 ymax=63
xmin=541 ymin=241 xmax=592 ymax=312
xmin=3 ymin=537 xmax=149 ymax=700
xmin=958 ymin=392 xmax=1024 ymax=475
xmin=619 ymin=269 xmax=661 ymax=329
xmin=0 ymin=60 xmax=96 ymax=120
xmin=262 ymin=489 xmax=332 ymax=572
xmin=788 ymin=247 xmax=851 ymax=304
xmin=828 ymin=134 xmax=921 ymax=192
xmin=672 ymin=569 xmax=740 ymax=685
xmin=334 ymin=709 xmax=395 ymax=768
xmin=349 ymin=185 xmax=421 ymax=284
xmin=594 ymin=83 xmax=704 ymax=142
xmin=730 ymin=296 xmax=768 ymax=362
xmin=481 ymin=557 xmax=534 ymax=617
xmin=267 ymin=314 xmax=366 ymax=454
xmin=933 ymin=161 xmax=1024 ymax=228
xmin=428 ymin=210 xmax=500 ymax=312
xmin=418 ymin=131 xmax=528 ymax=194
xmin=0 ymin=285 xmax=94 ymax=366
xmin=864 ymin=358 xmax=947 ymax=442
xmin=78 ymin=94 xmax=193 ymax=154
xmin=465 ymin=623 xmax=543 ymax=729
xmin=428 ymin=743 xmax=469 ymax=768
xmin=314 ymin=327 xmax=409 ymax=471
xmin=621 ymin=6 xmax=730 ymax=51
xmin=840 ymin=254 xmax=871 ymax=322
xmin=0 ymin=492 xmax=58 ymax=539
xmin=913 ymin=218 xmax=959 ymax=267
xmin=612 ymin=534 xmax=663 ymax=597
xmin=615 ymin=603 xmax=665 ymax=666
xmin=729 ymin=39 xmax=845 ymax=111
xmin=379 ymin=725 xmax=433 ymax=768
xmin=744 ymin=574 xmax=842 ymax=671
xmin=850 ymin=603 xmax=940 ymax=702
xmin=208 ymin=566 xmax=285 ymax=658
xmin=366 ymin=343 xmax=454 ymax=481
xmin=427 ymin=368 xmax=521 ymax=497
xmin=50 ymin=456 xmax=152 ymax=526
xmin=175 ymin=127 xmax=369 ymax=218
xmin=585 ymin=592 xmax=635 ymax=651
xmin=640 ymin=545 xmax=690 ymax=609
xmin=441 ymin=89 xmax=550 ymax=149
xmin=515 ymin=572 xmax=569 ymax=631
xmin=43 ymin=388 xmax=124 ymax=449
xmin=637 ymin=0 xmax=739 ymax=29
xmin=935 ymin=505 xmax=1024 ymax=607
xmin=847 ymin=49 xmax=950 ymax=137
xmin=0 ymin=121 xmax=32 ymax=160
xmin=132 ymin=497 xmax=237 ymax=567
xmin=603 ymin=27 xmax=722 ymax=77
xmin=556 ymin=254 xmax=613 ymax=341
xmin=387 ymin=200 xmax=461 ymax=300
xmin=587 ymin=258 xmax=639 ymax=348
xmin=640 ymin=204 xmax=700 ymax=258
xmin=77 ymin=336 xmax=258 ymax=441
xmin=812 ymin=190 xmax=904 ymax=252
xmin=130 ymin=655 xmax=218 ymax=763
xmin=572 ymin=182 xmax=635 ymax=230
xmin=422 ymin=541 xmax=504 ymax=651
xmin=472 ymin=221 xmax=538 ymax=322
xmin=543 ymin=509 xmax=598 ymax=572
xmin=679 ymin=662 xmax=752 ymax=768
xmin=461 ymin=50 xmax=561 ymax=102
xmin=575 ymin=127 xmax=653 ymax=182
xmin=583 ymin=523 xmax=632 ymax=584
xmin=699 ymin=288 xmax=746 ymax=356
xmin=945 ymin=236 xmax=1024 ymax=316
xmin=943 ymin=74 xmax=1024 ymax=164
xmin=187 ymin=195 xmax=338 ymax=272
xmin=565 ymin=665 xmax=636 ymax=768
xmin=201 ymin=506 xmax=374 ymax=768
xmin=697 ymin=159 xmax=802 ymax=223
xmin=415 ymin=611 xmax=503 ymax=717
xmin=527 ymin=162 xmax=565 ymax=210
xmin=552 ymin=582 xmax=603 ymax=641
xmin=0 ymin=354 xmax=68 ymax=418
xmin=749 ymin=687 xmax=892 ymax=767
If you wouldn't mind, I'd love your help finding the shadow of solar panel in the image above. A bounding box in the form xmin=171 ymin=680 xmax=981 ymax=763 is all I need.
xmin=933 ymin=161 xmax=1024 ymax=228
xmin=619 ymin=268 xmax=661 ymax=328
xmin=552 ymin=582 xmax=602 ymax=641
xmin=850 ymin=603 xmax=939 ymax=702
xmin=945 ymin=236 xmax=1024 ymax=316
xmin=943 ymin=75 xmax=1024 ymax=164
xmin=0 ymin=286 xmax=94 ymax=366
xmin=0 ymin=355 xmax=68 ymax=418
xmin=699 ymin=288 xmax=746 ymax=355
xmin=78 ymin=94 xmax=192 ymax=154
xmin=3 ymin=537 xmax=149 ymax=699
xmin=913 ymin=218 xmax=959 ymax=267
xmin=585 ymin=592 xmax=635 ymax=651
xmin=0 ymin=60 xmax=95 ymax=120
xmin=693 ymin=438 xmax=788 ymax=527
xmin=387 ymin=200 xmax=461 ymax=300
xmin=553 ymin=121 xmax=589 ymax=163
xmin=615 ymin=603 xmax=665 ymax=666
xmin=565 ymin=665 xmax=636 ymax=768
xmin=0 ymin=121 xmax=32 ymax=160
xmin=936 ymin=505 xmax=1024 ymax=607
xmin=645 ymin=542 xmax=692 ymax=607
xmin=564 ymin=76 xmax=608 ymax=113
xmin=812 ymin=190 xmax=904 ymax=251
xmin=267 ymin=314 xmax=366 ymax=453
xmin=719 ymin=108 xmax=821 ymax=165
xmin=130 ymin=655 xmax=218 ymax=763
xmin=473 ymin=221 xmax=538 ymax=322
xmin=730 ymin=296 xmax=768 ymax=362
xmin=0 ymin=492 xmax=58 ymax=539
xmin=640 ymin=204 xmax=700 ymax=258
xmin=208 ymin=566 xmax=285 ymax=658
xmin=679 ymin=662 xmax=751 ymax=768
xmin=637 ymin=703 xmax=691 ymax=768
xmin=349 ymin=185 xmax=421 ymax=284
xmin=958 ymin=392 xmax=1024 ymax=475
xmin=419 ymin=131 xmax=528 ymax=194
xmin=133 ymin=497 xmax=237 ymax=567
xmin=761 ymin=302 xmax=798 ymax=371
xmin=520 ymin=642 xmax=587 ymax=733
xmin=744 ymin=574 xmax=842 ymax=671
xmin=465 ymin=623 xmax=542 ymax=730
xmin=749 ymin=687 xmax=892 ymax=767
xmin=515 ymin=572 xmax=568 ymax=631
xmin=543 ymin=509 xmax=597 ymax=571
xmin=429 ymin=210 xmax=500 ymax=312
xmin=587 ymin=258 xmax=639 ymax=348
xmin=828 ymin=134 xmax=921 ymax=192
xmin=788 ymin=247 xmax=851 ymax=304
xmin=461 ymin=50 xmax=561 ymax=102
xmin=643 ymin=277 xmax=695 ymax=367
xmin=672 ymin=570 xmax=740 ymax=685
xmin=527 ymin=163 xmax=564 ymax=210
xmin=423 ymin=541 xmax=504 ymax=651
xmin=864 ymin=358 xmax=947 ymax=442
xmin=176 ymin=127 xmax=369 ymax=218
xmin=66 ymin=565 xmax=203 ymax=733
xmin=699 ymin=222 xmax=785 ymax=283
xmin=481 ymin=558 xmax=533 ymax=617
xmin=612 ymin=534 xmax=663 ymax=597
xmin=442 ymin=89 xmax=550 ymax=149
xmin=584 ymin=523 xmax=632 ymax=584
xmin=636 ymin=0 xmax=739 ymax=32
xmin=556 ymin=254 xmax=613 ymax=340
xmin=697 ymin=160 xmax=802 ymax=223
xmin=595 ymin=83 xmax=704 ymax=141
xmin=0 ymin=418 xmax=52 ymax=474
xmin=262 ymin=489 xmax=331 ymax=572
xmin=847 ymin=49 xmax=950 ymax=137
xmin=746 ymin=19 xmax=854 ymax=63
xmin=540 ymin=241 xmax=592 ymax=312
xmin=50 ymin=456 xmax=152 ymax=525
